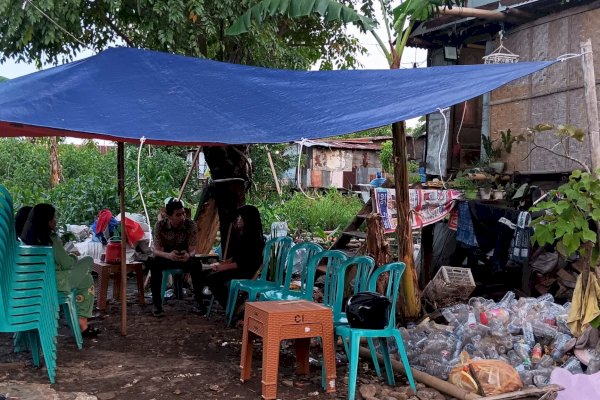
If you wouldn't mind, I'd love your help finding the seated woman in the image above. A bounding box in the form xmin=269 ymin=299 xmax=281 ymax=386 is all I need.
xmin=206 ymin=204 xmax=265 ymax=309
xmin=20 ymin=204 xmax=99 ymax=337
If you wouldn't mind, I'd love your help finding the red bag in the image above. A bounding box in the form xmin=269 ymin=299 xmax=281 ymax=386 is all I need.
xmin=124 ymin=217 xmax=144 ymax=247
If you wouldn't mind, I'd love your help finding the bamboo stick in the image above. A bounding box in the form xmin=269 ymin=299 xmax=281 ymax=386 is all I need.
xmin=358 ymin=346 xmax=481 ymax=400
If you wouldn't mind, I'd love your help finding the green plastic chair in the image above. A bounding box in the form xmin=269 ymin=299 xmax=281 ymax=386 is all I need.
xmin=58 ymin=289 xmax=83 ymax=350
xmin=335 ymin=262 xmax=417 ymax=400
xmin=0 ymin=185 xmax=60 ymax=382
xmin=1 ymin=244 xmax=60 ymax=383
xmin=259 ymin=242 xmax=323 ymax=301
xmin=225 ymin=236 xmax=293 ymax=326
xmin=160 ymin=268 xmax=185 ymax=303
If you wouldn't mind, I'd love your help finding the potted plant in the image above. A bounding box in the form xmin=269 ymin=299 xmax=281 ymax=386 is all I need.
xmin=482 ymin=129 xmax=520 ymax=173
xmin=492 ymin=184 xmax=505 ymax=200
xmin=478 ymin=179 xmax=493 ymax=200
xmin=452 ymin=176 xmax=478 ymax=199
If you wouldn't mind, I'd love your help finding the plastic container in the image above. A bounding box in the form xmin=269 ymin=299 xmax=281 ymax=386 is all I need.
xmin=522 ymin=320 xmax=535 ymax=348
xmin=104 ymin=238 xmax=121 ymax=263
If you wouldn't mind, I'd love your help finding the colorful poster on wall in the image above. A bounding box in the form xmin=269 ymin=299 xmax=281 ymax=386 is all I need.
xmin=374 ymin=188 xmax=461 ymax=233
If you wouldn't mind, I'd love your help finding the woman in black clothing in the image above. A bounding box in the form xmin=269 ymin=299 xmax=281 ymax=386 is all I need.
xmin=206 ymin=205 xmax=265 ymax=307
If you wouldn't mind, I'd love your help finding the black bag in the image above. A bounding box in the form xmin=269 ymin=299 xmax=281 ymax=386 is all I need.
xmin=346 ymin=291 xmax=391 ymax=329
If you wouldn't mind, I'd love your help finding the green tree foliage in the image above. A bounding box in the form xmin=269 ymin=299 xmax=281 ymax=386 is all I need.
xmin=531 ymin=169 xmax=600 ymax=263
xmin=0 ymin=139 xmax=198 ymax=226
xmin=1 ymin=0 xmax=370 ymax=70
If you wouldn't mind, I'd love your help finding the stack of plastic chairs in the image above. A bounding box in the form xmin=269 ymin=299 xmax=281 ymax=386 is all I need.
xmin=0 ymin=185 xmax=59 ymax=383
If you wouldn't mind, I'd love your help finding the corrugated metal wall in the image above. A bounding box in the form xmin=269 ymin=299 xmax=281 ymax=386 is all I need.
xmin=490 ymin=4 xmax=599 ymax=173
xmin=305 ymin=148 xmax=382 ymax=190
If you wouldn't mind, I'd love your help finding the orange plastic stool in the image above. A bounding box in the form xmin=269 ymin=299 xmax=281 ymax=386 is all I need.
xmin=240 ymin=300 xmax=336 ymax=399
xmin=93 ymin=260 xmax=145 ymax=312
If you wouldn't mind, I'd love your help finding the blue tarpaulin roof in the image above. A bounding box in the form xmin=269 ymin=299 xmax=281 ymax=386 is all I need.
xmin=0 ymin=47 xmax=555 ymax=145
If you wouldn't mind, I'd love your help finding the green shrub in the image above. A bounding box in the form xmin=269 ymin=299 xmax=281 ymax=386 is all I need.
xmin=252 ymin=189 xmax=363 ymax=234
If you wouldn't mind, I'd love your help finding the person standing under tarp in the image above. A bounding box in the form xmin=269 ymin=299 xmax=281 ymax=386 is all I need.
xmin=148 ymin=198 xmax=205 ymax=317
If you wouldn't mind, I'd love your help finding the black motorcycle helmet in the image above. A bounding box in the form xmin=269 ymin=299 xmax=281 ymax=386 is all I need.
xmin=346 ymin=291 xmax=391 ymax=329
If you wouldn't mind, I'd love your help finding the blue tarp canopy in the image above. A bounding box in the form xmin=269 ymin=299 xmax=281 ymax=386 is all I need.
xmin=0 ymin=47 xmax=555 ymax=145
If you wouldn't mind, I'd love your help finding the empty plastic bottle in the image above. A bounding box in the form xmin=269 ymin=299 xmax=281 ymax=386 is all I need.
xmin=531 ymin=343 xmax=542 ymax=365
xmin=514 ymin=343 xmax=532 ymax=366
xmin=537 ymin=355 xmax=554 ymax=369
xmin=522 ymin=320 xmax=535 ymax=348
xmin=531 ymin=320 xmax=558 ymax=340
xmin=441 ymin=308 xmax=460 ymax=325
xmin=537 ymin=293 xmax=555 ymax=304
xmin=587 ymin=356 xmax=600 ymax=374
xmin=498 ymin=291 xmax=516 ymax=309
xmin=562 ymin=357 xmax=584 ymax=374
xmin=425 ymin=360 xmax=453 ymax=380
xmin=551 ymin=333 xmax=571 ymax=360
xmin=507 ymin=350 xmax=522 ymax=367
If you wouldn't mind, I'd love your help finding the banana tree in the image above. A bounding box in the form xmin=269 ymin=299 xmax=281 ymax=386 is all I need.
xmin=227 ymin=0 xmax=465 ymax=319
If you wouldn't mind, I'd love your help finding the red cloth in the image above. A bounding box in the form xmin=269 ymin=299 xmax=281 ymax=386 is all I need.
xmin=95 ymin=209 xmax=113 ymax=234
xmin=124 ymin=217 xmax=144 ymax=247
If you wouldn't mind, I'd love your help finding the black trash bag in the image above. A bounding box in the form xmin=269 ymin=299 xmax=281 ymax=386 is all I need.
xmin=346 ymin=291 xmax=391 ymax=330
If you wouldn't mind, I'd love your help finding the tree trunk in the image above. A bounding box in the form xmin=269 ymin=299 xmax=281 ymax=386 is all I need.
xmin=202 ymin=145 xmax=252 ymax=258
xmin=49 ymin=136 xmax=62 ymax=188
xmin=366 ymin=212 xmax=391 ymax=294
xmin=392 ymin=121 xmax=421 ymax=319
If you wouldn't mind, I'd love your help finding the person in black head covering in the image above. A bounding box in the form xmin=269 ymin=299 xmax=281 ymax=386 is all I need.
xmin=20 ymin=203 xmax=99 ymax=337
xmin=205 ymin=204 xmax=266 ymax=309
xmin=15 ymin=205 xmax=32 ymax=239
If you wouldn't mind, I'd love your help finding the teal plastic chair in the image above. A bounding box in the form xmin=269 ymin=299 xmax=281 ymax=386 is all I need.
xmin=225 ymin=236 xmax=293 ymax=326
xmin=160 ymin=268 xmax=185 ymax=303
xmin=328 ymin=256 xmax=376 ymax=325
xmin=58 ymin=289 xmax=83 ymax=350
xmin=259 ymin=242 xmax=323 ymax=301
xmin=335 ymin=262 xmax=417 ymax=400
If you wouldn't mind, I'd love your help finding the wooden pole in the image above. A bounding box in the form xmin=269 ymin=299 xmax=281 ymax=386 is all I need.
xmin=266 ymin=151 xmax=282 ymax=196
xmin=118 ymin=142 xmax=128 ymax=336
xmin=580 ymin=39 xmax=600 ymax=176
xmin=178 ymin=147 xmax=202 ymax=199
xmin=392 ymin=121 xmax=421 ymax=319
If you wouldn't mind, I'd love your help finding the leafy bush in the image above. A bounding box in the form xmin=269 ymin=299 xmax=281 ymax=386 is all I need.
xmin=253 ymin=189 xmax=363 ymax=234
xmin=0 ymin=139 xmax=199 ymax=226
xmin=531 ymin=169 xmax=600 ymax=261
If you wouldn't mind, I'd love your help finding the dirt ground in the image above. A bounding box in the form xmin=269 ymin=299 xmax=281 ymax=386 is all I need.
xmin=0 ymin=277 xmax=414 ymax=400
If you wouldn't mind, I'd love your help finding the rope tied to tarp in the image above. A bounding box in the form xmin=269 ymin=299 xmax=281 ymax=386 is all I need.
xmin=137 ymin=136 xmax=152 ymax=247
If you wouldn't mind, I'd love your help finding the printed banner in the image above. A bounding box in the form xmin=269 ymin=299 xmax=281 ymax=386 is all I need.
xmin=374 ymin=188 xmax=461 ymax=233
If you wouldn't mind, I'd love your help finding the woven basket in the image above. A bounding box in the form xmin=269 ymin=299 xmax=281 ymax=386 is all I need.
xmin=423 ymin=266 xmax=475 ymax=307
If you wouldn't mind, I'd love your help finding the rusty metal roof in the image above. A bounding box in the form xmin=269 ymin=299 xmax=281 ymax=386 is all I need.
xmin=297 ymin=136 xmax=392 ymax=151
xmin=409 ymin=0 xmax=596 ymax=49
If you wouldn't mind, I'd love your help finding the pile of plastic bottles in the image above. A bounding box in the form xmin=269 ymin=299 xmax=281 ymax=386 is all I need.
xmin=399 ymin=292 xmax=600 ymax=386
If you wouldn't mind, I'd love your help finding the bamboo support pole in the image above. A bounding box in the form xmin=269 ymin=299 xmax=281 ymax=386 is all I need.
xmin=580 ymin=39 xmax=600 ymax=176
xmin=178 ymin=146 xmax=202 ymax=199
xmin=267 ymin=151 xmax=282 ymax=196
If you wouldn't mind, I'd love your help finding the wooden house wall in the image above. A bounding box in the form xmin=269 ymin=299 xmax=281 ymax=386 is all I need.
xmin=490 ymin=3 xmax=600 ymax=172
